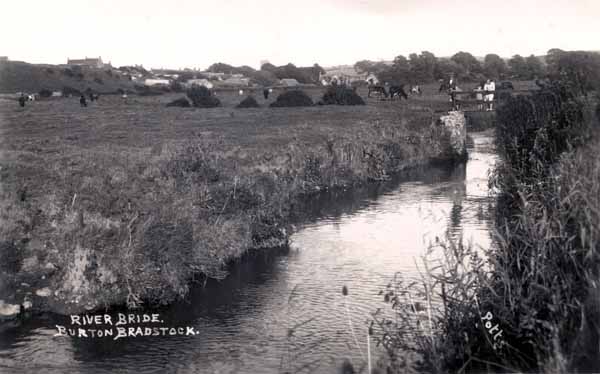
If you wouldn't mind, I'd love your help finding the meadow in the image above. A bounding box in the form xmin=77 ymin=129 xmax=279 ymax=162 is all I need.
xmin=0 ymin=85 xmax=467 ymax=316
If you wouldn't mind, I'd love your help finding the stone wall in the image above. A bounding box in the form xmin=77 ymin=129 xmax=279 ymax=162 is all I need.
xmin=437 ymin=110 xmax=467 ymax=160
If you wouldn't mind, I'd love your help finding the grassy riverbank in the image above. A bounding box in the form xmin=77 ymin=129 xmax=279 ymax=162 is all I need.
xmin=370 ymin=84 xmax=600 ymax=373
xmin=0 ymin=87 xmax=465 ymax=316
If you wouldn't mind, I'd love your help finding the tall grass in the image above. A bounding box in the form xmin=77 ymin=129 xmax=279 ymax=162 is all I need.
xmin=0 ymin=107 xmax=465 ymax=313
xmin=371 ymin=82 xmax=600 ymax=373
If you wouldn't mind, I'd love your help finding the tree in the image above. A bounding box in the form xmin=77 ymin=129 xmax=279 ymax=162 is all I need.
xmin=377 ymin=55 xmax=410 ymax=84
xmin=408 ymin=51 xmax=437 ymax=83
xmin=434 ymin=59 xmax=464 ymax=81
xmin=450 ymin=51 xmax=482 ymax=80
xmin=545 ymin=48 xmax=566 ymax=75
xmin=299 ymin=63 xmax=326 ymax=83
xmin=354 ymin=60 xmax=375 ymax=74
xmin=525 ymin=55 xmax=545 ymax=79
xmin=508 ymin=55 xmax=528 ymax=79
xmin=207 ymin=62 xmax=236 ymax=74
xmin=551 ymin=51 xmax=600 ymax=94
xmin=483 ymin=54 xmax=507 ymax=79
xmin=260 ymin=62 xmax=278 ymax=73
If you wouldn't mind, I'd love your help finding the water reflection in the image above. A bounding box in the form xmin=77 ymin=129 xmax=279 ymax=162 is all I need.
xmin=0 ymin=134 xmax=497 ymax=374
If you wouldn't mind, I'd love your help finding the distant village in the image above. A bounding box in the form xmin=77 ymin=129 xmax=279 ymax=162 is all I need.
xmin=55 ymin=56 xmax=382 ymax=88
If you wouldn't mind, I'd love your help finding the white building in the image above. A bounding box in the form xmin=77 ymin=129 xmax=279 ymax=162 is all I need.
xmin=186 ymin=79 xmax=213 ymax=89
xmin=280 ymin=78 xmax=300 ymax=87
xmin=144 ymin=78 xmax=170 ymax=86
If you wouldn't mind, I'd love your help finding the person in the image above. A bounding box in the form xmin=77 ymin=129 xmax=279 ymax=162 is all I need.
xmin=18 ymin=94 xmax=26 ymax=107
xmin=80 ymin=94 xmax=87 ymax=107
xmin=263 ymin=88 xmax=269 ymax=99
xmin=474 ymin=83 xmax=484 ymax=111
xmin=483 ymin=79 xmax=495 ymax=111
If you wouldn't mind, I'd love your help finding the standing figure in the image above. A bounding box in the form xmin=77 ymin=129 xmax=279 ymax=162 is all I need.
xmin=483 ymin=79 xmax=495 ymax=111
xmin=263 ymin=88 xmax=270 ymax=99
xmin=80 ymin=95 xmax=87 ymax=107
xmin=18 ymin=94 xmax=26 ymax=107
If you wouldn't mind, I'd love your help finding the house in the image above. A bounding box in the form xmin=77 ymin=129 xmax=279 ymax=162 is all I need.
xmin=280 ymin=78 xmax=300 ymax=87
xmin=144 ymin=78 xmax=171 ymax=86
xmin=67 ymin=56 xmax=107 ymax=69
xmin=186 ymin=79 xmax=213 ymax=89
xmin=202 ymin=72 xmax=226 ymax=80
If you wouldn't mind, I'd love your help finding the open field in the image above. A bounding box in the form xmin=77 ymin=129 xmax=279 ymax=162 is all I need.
xmin=0 ymin=84 xmax=474 ymax=316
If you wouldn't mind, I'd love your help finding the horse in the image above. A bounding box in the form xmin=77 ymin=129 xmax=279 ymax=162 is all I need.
xmin=368 ymin=85 xmax=388 ymax=98
xmin=389 ymin=85 xmax=408 ymax=101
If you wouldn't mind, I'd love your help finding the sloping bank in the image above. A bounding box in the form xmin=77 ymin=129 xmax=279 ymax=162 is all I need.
xmin=0 ymin=110 xmax=467 ymax=319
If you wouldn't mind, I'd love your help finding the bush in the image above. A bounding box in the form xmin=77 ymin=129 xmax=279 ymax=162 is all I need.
xmin=186 ymin=86 xmax=221 ymax=108
xmin=269 ymin=90 xmax=313 ymax=107
xmin=94 ymin=77 xmax=104 ymax=85
xmin=62 ymin=68 xmax=74 ymax=77
xmin=166 ymin=97 xmax=191 ymax=108
xmin=320 ymin=85 xmax=365 ymax=105
xmin=38 ymin=88 xmax=53 ymax=98
xmin=236 ymin=96 xmax=260 ymax=108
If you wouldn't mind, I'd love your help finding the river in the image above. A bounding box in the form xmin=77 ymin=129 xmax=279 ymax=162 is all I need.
xmin=0 ymin=131 xmax=497 ymax=374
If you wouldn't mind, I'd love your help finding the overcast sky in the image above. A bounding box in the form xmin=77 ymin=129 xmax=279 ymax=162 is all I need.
xmin=2 ymin=0 xmax=598 ymax=69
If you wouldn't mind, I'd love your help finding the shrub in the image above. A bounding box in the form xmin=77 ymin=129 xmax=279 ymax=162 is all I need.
xmin=236 ymin=96 xmax=260 ymax=108
xmin=269 ymin=90 xmax=313 ymax=107
xmin=38 ymin=88 xmax=53 ymax=98
xmin=94 ymin=77 xmax=104 ymax=85
xmin=166 ymin=97 xmax=191 ymax=108
xmin=320 ymin=85 xmax=365 ymax=105
xmin=62 ymin=68 xmax=74 ymax=77
xmin=186 ymin=86 xmax=221 ymax=108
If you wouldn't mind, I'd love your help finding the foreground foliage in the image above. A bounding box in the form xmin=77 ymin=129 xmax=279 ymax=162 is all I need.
xmin=372 ymin=83 xmax=600 ymax=373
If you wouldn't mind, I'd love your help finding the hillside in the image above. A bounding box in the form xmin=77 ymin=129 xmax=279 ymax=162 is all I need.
xmin=0 ymin=61 xmax=136 ymax=94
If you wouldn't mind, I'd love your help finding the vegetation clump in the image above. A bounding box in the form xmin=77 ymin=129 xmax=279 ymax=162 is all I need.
xmin=186 ymin=85 xmax=221 ymax=108
xmin=236 ymin=96 xmax=260 ymax=108
xmin=166 ymin=97 xmax=191 ymax=108
xmin=269 ymin=90 xmax=313 ymax=107
xmin=320 ymin=84 xmax=365 ymax=106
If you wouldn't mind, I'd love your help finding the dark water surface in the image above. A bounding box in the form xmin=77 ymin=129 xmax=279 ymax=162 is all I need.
xmin=0 ymin=133 xmax=497 ymax=374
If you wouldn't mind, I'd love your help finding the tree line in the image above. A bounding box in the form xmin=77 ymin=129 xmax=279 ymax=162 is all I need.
xmin=354 ymin=49 xmax=600 ymax=86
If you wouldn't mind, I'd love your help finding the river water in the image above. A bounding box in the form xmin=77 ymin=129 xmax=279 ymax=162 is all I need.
xmin=0 ymin=132 xmax=497 ymax=374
